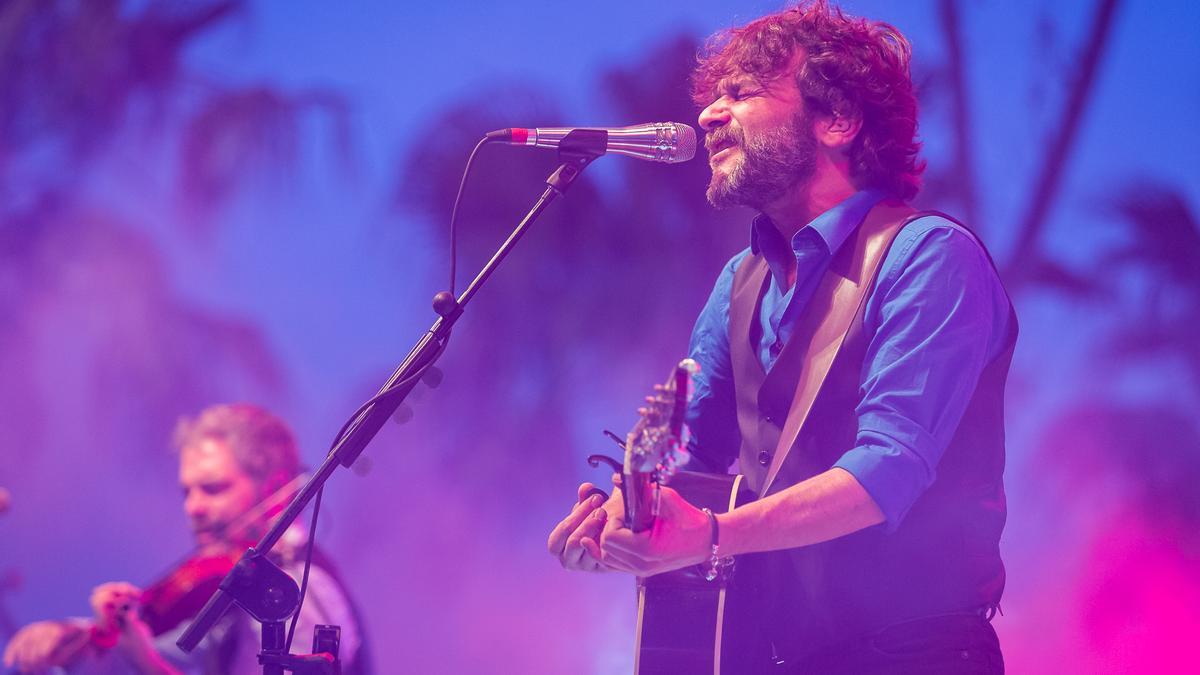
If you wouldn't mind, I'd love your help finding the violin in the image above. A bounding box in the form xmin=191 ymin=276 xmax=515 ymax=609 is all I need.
xmin=137 ymin=543 xmax=246 ymax=636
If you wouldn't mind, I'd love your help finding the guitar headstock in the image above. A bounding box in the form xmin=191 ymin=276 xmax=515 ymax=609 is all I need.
xmin=624 ymin=358 xmax=700 ymax=483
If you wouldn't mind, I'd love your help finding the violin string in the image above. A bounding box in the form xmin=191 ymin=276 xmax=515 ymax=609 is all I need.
xmin=144 ymin=474 xmax=307 ymax=584
xmin=216 ymin=474 xmax=308 ymax=545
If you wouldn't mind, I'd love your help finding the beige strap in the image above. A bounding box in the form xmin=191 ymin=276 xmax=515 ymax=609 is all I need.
xmin=759 ymin=202 xmax=915 ymax=496
xmin=711 ymin=473 xmax=744 ymax=674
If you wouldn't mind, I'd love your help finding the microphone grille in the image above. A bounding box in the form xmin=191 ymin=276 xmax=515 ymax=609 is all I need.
xmin=671 ymin=123 xmax=697 ymax=163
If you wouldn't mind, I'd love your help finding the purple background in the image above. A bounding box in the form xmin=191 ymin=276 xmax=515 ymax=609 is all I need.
xmin=2 ymin=1 xmax=1198 ymax=672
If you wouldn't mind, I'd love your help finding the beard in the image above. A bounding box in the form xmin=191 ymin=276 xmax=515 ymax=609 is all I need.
xmin=705 ymin=111 xmax=817 ymax=210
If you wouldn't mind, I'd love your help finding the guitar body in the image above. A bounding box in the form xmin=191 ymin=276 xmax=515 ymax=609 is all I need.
xmin=634 ymin=471 xmax=774 ymax=675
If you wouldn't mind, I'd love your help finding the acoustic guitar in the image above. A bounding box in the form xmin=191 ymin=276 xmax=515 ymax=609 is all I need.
xmin=594 ymin=359 xmax=774 ymax=674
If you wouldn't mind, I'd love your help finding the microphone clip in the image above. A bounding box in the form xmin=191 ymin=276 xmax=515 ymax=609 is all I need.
xmin=553 ymin=128 xmax=608 ymax=164
xmin=547 ymin=129 xmax=605 ymax=193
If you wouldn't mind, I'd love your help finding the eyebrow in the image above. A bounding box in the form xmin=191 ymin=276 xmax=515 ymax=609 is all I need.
xmin=720 ymin=75 xmax=769 ymax=94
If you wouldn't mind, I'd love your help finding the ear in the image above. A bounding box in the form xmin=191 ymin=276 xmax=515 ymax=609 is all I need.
xmin=814 ymin=112 xmax=862 ymax=150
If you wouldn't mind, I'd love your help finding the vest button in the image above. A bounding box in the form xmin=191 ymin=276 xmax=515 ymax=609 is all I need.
xmin=757 ymin=450 xmax=771 ymax=466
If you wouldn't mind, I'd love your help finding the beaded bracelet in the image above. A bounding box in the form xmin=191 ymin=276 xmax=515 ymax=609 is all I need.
xmin=701 ymin=507 xmax=734 ymax=581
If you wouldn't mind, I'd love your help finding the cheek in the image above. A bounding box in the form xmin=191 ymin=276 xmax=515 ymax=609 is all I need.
xmin=229 ymin=482 xmax=260 ymax=513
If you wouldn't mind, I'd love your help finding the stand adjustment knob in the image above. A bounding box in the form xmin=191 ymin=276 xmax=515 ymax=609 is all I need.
xmin=432 ymin=291 xmax=459 ymax=317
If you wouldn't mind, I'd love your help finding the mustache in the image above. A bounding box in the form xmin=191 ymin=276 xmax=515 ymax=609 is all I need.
xmin=705 ymin=127 xmax=742 ymax=154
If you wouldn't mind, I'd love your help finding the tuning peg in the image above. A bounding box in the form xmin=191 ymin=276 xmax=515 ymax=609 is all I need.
xmin=587 ymin=454 xmax=623 ymax=473
xmin=603 ymin=430 xmax=627 ymax=450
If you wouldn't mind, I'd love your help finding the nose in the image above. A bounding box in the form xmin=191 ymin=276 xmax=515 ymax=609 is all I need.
xmin=698 ymin=96 xmax=731 ymax=131
xmin=184 ymin=491 xmax=205 ymax=520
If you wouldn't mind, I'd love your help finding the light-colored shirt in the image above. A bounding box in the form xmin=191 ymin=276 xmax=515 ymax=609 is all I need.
xmin=59 ymin=559 xmax=359 ymax=675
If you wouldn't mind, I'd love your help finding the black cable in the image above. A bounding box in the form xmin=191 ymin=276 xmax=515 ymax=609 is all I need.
xmin=284 ymin=485 xmax=323 ymax=653
xmin=277 ymin=338 xmax=445 ymax=654
xmin=448 ymin=136 xmax=492 ymax=295
xmin=328 ymin=333 xmax=450 ymax=450
xmin=276 ymin=134 xmax=488 ymax=657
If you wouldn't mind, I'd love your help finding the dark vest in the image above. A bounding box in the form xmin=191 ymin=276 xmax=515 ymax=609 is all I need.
xmin=727 ymin=205 xmax=1016 ymax=660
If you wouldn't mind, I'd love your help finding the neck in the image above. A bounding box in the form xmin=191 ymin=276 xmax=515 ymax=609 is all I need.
xmin=761 ymin=162 xmax=858 ymax=241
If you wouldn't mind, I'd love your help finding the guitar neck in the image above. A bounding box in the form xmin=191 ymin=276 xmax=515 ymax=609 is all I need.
xmin=623 ymin=471 xmax=657 ymax=533
xmin=620 ymin=358 xmax=699 ymax=534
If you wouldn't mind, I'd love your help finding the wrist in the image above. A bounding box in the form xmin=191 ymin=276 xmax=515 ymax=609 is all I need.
xmin=700 ymin=508 xmax=735 ymax=581
xmin=713 ymin=509 xmax=737 ymax=556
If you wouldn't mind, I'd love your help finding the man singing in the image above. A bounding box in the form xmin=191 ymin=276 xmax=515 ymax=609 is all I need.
xmin=4 ymin=404 xmax=368 ymax=675
xmin=549 ymin=2 xmax=1014 ymax=672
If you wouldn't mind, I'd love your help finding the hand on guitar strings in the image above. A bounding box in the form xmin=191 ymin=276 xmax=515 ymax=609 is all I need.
xmin=599 ymin=484 xmax=712 ymax=577
xmin=548 ymin=481 xmax=625 ymax=573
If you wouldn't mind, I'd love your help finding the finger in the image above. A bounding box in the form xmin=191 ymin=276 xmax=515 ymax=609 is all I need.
xmin=566 ymin=505 xmax=606 ymax=545
xmin=600 ymin=525 xmax=647 ymax=559
xmin=113 ymin=582 xmax=141 ymax=599
xmin=575 ymin=482 xmax=598 ymax=503
xmin=581 ymin=487 xmax=608 ymax=503
xmin=561 ymin=508 xmax=608 ymax=569
xmin=582 ymin=555 xmax=608 ymax=573
xmin=579 ymin=535 xmax=603 ymax=563
xmin=548 ymin=501 xmax=589 ymax=557
xmin=547 ymin=493 xmax=603 ymax=556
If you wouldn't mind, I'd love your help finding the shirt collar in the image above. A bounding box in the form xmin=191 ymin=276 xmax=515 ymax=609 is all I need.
xmin=749 ymin=189 xmax=889 ymax=256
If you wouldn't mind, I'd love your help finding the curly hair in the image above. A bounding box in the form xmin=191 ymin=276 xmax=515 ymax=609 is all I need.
xmin=173 ymin=403 xmax=300 ymax=496
xmin=692 ymin=0 xmax=924 ymax=200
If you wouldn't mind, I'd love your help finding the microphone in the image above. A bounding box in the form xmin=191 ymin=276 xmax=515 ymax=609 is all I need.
xmin=486 ymin=122 xmax=696 ymax=164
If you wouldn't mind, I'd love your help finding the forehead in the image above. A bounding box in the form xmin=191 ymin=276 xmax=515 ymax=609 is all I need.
xmin=179 ymin=438 xmax=249 ymax=483
xmin=716 ymin=71 xmax=761 ymax=90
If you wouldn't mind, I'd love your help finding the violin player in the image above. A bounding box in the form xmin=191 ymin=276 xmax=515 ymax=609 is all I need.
xmin=3 ymin=404 xmax=369 ymax=675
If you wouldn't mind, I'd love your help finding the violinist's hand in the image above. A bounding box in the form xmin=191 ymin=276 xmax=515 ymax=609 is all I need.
xmin=89 ymin=582 xmax=180 ymax=675
xmin=3 ymin=619 xmax=87 ymax=673
xmin=547 ymin=480 xmax=626 ymax=572
xmin=90 ymin=581 xmax=142 ymax=635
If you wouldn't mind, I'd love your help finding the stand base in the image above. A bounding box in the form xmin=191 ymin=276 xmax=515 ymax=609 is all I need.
xmin=259 ymin=652 xmax=339 ymax=675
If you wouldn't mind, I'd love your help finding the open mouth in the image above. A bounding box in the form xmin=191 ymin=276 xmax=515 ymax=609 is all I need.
xmin=706 ymin=135 xmax=734 ymax=154
xmin=709 ymin=143 xmax=737 ymax=166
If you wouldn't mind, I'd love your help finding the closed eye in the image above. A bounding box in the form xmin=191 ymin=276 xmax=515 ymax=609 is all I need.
xmin=731 ymin=86 xmax=764 ymax=101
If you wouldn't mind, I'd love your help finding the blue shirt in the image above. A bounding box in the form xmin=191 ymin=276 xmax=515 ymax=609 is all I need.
xmin=685 ymin=190 xmax=1012 ymax=531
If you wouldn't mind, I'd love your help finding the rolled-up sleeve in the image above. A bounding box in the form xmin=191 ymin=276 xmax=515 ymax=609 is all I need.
xmin=833 ymin=218 xmax=1011 ymax=531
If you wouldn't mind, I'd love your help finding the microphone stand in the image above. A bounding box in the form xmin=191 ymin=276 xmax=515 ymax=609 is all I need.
xmin=176 ymin=130 xmax=608 ymax=674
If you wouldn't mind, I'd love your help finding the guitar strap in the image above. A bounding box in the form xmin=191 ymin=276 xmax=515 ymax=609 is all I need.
xmin=738 ymin=200 xmax=918 ymax=497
